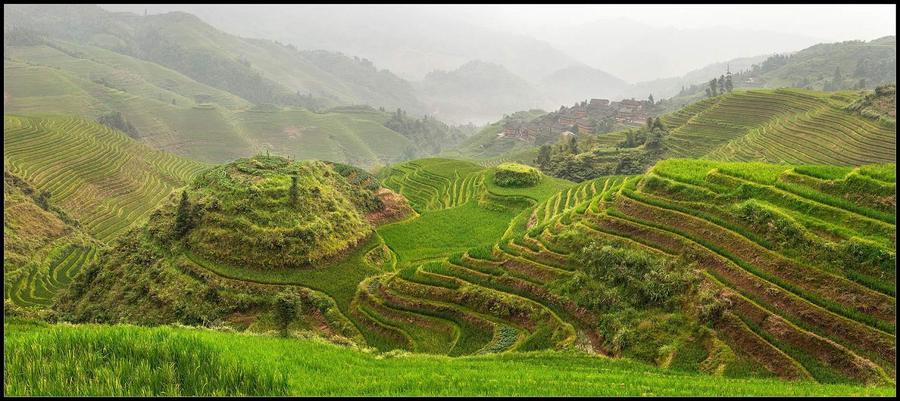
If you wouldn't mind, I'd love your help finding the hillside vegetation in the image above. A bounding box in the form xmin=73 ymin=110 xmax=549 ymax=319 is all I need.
xmin=6 ymin=319 xmax=892 ymax=396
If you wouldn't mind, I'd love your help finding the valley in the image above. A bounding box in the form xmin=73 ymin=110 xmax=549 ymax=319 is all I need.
xmin=2 ymin=3 xmax=896 ymax=397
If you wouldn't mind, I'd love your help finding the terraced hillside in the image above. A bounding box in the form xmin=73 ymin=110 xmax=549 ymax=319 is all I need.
xmin=355 ymin=158 xmax=898 ymax=385
xmin=661 ymin=88 xmax=896 ymax=165
xmin=3 ymin=115 xmax=207 ymax=242
xmin=47 ymin=154 xmax=895 ymax=386
xmin=4 ymin=170 xmax=99 ymax=309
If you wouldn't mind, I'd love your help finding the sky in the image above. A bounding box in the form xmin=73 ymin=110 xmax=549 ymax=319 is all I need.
xmin=448 ymin=4 xmax=896 ymax=42
xmin=103 ymin=4 xmax=896 ymax=43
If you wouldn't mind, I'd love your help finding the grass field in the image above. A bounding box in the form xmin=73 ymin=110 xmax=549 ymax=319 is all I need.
xmin=5 ymin=319 xmax=893 ymax=396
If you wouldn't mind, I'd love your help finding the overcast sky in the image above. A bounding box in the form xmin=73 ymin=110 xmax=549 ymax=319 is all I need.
xmin=103 ymin=4 xmax=896 ymax=43
xmin=446 ymin=4 xmax=896 ymax=42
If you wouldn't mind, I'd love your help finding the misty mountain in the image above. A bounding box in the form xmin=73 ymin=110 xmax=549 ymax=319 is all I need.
xmin=5 ymin=4 xmax=425 ymax=114
xmin=415 ymin=60 xmax=548 ymax=124
xmin=538 ymin=65 xmax=630 ymax=106
xmin=99 ymin=4 xmax=583 ymax=84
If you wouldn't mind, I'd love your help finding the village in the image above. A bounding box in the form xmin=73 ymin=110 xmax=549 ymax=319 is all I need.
xmin=498 ymin=97 xmax=656 ymax=145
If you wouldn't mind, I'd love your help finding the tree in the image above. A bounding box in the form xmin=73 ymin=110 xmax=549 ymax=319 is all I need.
xmin=645 ymin=129 xmax=663 ymax=150
xmin=174 ymin=190 xmax=192 ymax=238
xmin=718 ymin=75 xmax=725 ymax=94
xmin=567 ymin=135 xmax=579 ymax=154
xmin=625 ymin=130 xmax=636 ymax=147
xmin=646 ymin=117 xmax=654 ymax=129
xmin=289 ymin=175 xmax=299 ymax=205
xmin=648 ymin=94 xmax=654 ymax=104
xmin=724 ymin=74 xmax=734 ymax=92
xmin=708 ymin=79 xmax=718 ymax=97
xmin=274 ymin=291 xmax=301 ymax=337
xmin=535 ymin=145 xmax=552 ymax=170
xmin=705 ymin=88 xmax=712 ymax=98
xmin=171 ymin=98 xmax=176 ymax=105
xmin=653 ymin=117 xmax=664 ymax=131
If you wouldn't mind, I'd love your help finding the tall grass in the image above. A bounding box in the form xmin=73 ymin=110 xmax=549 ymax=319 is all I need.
xmin=5 ymin=320 xmax=894 ymax=396
xmin=4 ymin=321 xmax=288 ymax=396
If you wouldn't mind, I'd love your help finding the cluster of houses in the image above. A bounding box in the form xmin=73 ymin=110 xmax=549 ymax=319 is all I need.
xmin=499 ymin=97 xmax=654 ymax=143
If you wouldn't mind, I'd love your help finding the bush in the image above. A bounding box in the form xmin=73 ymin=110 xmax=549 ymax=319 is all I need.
xmin=273 ymin=291 xmax=302 ymax=336
xmin=493 ymin=163 xmax=541 ymax=188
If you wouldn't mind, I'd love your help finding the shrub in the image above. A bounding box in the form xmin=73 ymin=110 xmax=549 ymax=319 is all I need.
xmin=493 ymin=163 xmax=541 ymax=188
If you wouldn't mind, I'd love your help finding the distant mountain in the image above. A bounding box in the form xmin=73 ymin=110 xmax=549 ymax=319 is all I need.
xmin=538 ymin=65 xmax=630 ymax=106
xmin=98 ymin=4 xmax=583 ymax=83
xmin=4 ymin=4 xmax=425 ymax=115
xmin=415 ymin=61 xmax=549 ymax=124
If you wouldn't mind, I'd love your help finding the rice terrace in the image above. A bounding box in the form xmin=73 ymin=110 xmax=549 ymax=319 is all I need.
xmin=3 ymin=3 xmax=897 ymax=398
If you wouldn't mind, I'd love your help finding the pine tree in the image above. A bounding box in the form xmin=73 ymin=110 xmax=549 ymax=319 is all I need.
xmin=648 ymin=94 xmax=654 ymax=104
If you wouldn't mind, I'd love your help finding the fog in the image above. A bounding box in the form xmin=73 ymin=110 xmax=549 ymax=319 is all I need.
xmin=101 ymin=4 xmax=894 ymax=82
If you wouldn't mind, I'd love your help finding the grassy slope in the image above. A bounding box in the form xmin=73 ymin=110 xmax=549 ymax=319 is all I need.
xmin=5 ymin=319 xmax=892 ymax=396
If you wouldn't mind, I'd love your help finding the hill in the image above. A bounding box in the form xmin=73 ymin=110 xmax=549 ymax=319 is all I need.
xmin=181 ymin=156 xmax=378 ymax=270
xmin=5 ymin=319 xmax=893 ymax=396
